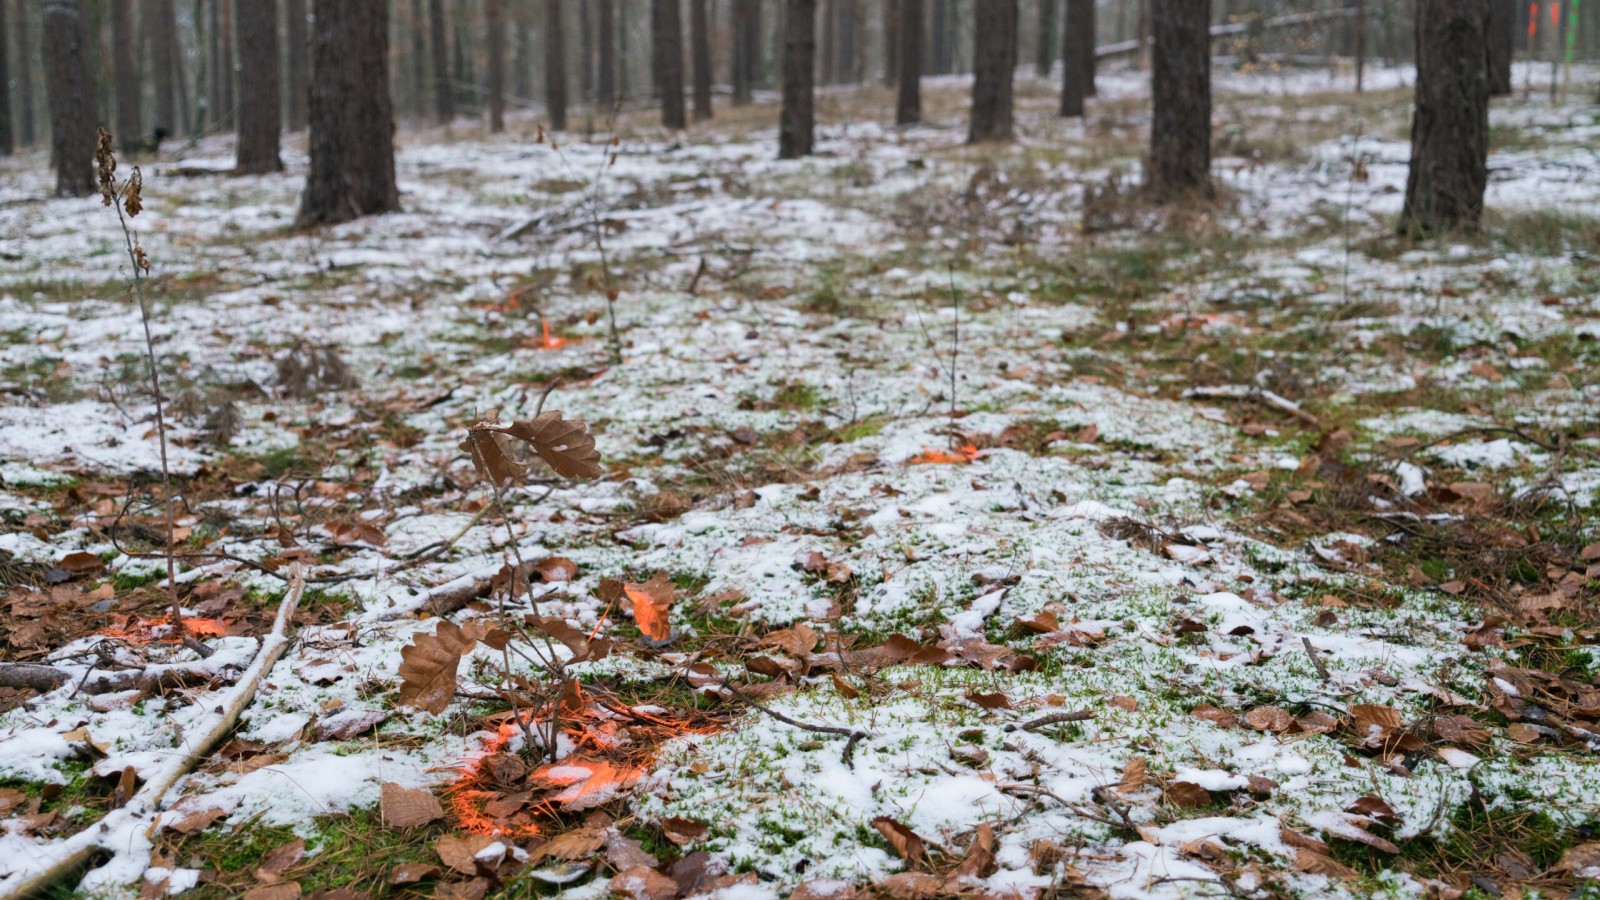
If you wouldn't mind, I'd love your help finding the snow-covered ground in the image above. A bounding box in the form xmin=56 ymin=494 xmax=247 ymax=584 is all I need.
xmin=2 ymin=63 xmax=1599 ymax=899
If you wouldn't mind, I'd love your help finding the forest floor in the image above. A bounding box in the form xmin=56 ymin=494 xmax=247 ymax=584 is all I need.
xmin=2 ymin=63 xmax=1600 ymax=900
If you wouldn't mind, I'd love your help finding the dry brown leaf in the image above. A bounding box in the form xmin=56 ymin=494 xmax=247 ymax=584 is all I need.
xmin=436 ymin=833 xmax=499 ymax=876
xmin=1280 ymin=826 xmax=1330 ymax=854
xmin=398 ymin=620 xmax=489 ymax=714
xmin=380 ymin=783 xmax=444 ymax=829
xmin=387 ymin=863 xmax=441 ymax=885
xmin=609 ymin=865 xmax=678 ymax=900
xmin=254 ymin=839 xmax=306 ymax=884
xmin=532 ymin=557 xmax=578 ymax=582
xmin=1116 ymin=756 xmax=1147 ymax=795
xmin=1294 ymin=848 xmax=1356 ymax=879
xmin=871 ymin=816 xmax=929 ymax=867
xmin=659 ymin=815 xmax=708 ymax=846
xmin=1165 ymin=781 xmax=1212 ymax=808
xmin=1242 ymin=706 xmax=1296 ymax=733
xmin=463 ymin=412 xmax=602 ymax=483
xmin=624 ymin=572 xmax=675 ymax=642
xmin=956 ymin=822 xmax=997 ymax=879
xmin=527 ymin=616 xmax=610 ymax=663
xmin=790 ymin=881 xmax=858 ymax=900
xmin=758 ymin=623 xmax=819 ymax=658
xmin=166 ymin=807 xmax=227 ymax=835
xmin=878 ymin=872 xmax=943 ymax=900
xmin=965 ymin=690 xmax=1011 ymax=710
xmin=1555 ymin=842 xmax=1600 ymax=877
xmin=534 ymin=826 xmax=607 ymax=862
xmin=314 ymin=709 xmax=389 ymax=742
xmin=1016 ymin=611 xmax=1059 ymax=633
xmin=1347 ymin=794 xmax=1402 ymax=826
xmin=831 ymin=673 xmax=861 ymax=699
xmin=603 ymin=831 xmax=659 ymax=871
xmin=242 ymin=884 xmax=301 ymax=900
xmin=1190 ymin=704 xmax=1239 ymax=728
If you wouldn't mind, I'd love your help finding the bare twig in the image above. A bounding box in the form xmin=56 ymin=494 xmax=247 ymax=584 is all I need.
xmin=1005 ymin=709 xmax=1097 ymax=732
xmin=1182 ymin=383 xmax=1321 ymax=429
xmin=1303 ymin=636 xmax=1331 ymax=682
xmin=719 ymin=678 xmax=869 ymax=769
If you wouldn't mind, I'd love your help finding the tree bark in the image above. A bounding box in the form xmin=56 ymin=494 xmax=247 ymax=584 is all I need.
xmin=733 ymin=0 xmax=756 ymax=103
xmin=42 ymin=0 xmax=98 ymax=196
xmin=1136 ymin=0 xmax=1150 ymax=70
xmin=882 ymin=0 xmax=899 ymax=85
xmin=1400 ymin=0 xmax=1490 ymax=236
xmin=967 ymin=0 xmax=1016 ymax=143
xmin=1354 ymin=0 xmax=1366 ymax=92
xmin=598 ymin=0 xmax=616 ymax=106
xmin=839 ymin=0 xmax=856 ymax=82
xmin=1060 ymin=0 xmax=1089 ymax=116
xmin=652 ymin=0 xmax=687 ymax=128
xmin=19 ymin=0 xmax=38 ymax=145
xmin=544 ymin=0 xmax=567 ymax=130
xmin=579 ymin=0 xmax=594 ymax=102
xmin=221 ymin=0 xmax=236 ymax=126
xmin=896 ymin=0 xmax=922 ymax=124
xmin=487 ymin=0 xmax=506 ymax=131
xmin=409 ymin=0 xmax=428 ymax=117
xmin=284 ymin=0 xmax=307 ymax=129
xmin=514 ymin=1 xmax=532 ymax=100
xmin=296 ymin=0 xmax=398 ymax=226
xmin=429 ymin=0 xmax=453 ymax=122
xmin=1037 ymin=0 xmax=1057 ymax=76
xmin=109 ymin=0 xmax=141 ymax=152
xmin=691 ymin=0 xmax=713 ymax=120
xmin=0 ymin=0 xmax=12 ymax=155
xmin=148 ymin=0 xmax=178 ymax=135
xmin=821 ymin=0 xmax=836 ymax=84
xmin=1148 ymin=0 xmax=1211 ymax=199
xmin=1081 ymin=0 xmax=1096 ymax=94
xmin=778 ymin=0 xmax=815 ymax=159
xmin=235 ymin=0 xmax=282 ymax=172
xmin=207 ymin=0 xmax=222 ymax=128
xmin=1487 ymin=0 xmax=1514 ymax=95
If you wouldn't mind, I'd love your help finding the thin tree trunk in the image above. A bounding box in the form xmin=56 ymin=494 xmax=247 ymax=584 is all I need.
xmin=297 ymin=0 xmax=398 ymax=226
xmin=821 ymin=0 xmax=836 ymax=84
xmin=487 ymin=0 xmax=506 ymax=130
xmin=839 ymin=0 xmax=856 ymax=82
xmin=598 ymin=0 xmax=616 ymax=105
xmin=430 ymin=0 xmax=453 ymax=122
xmin=1137 ymin=0 xmax=1150 ymax=70
xmin=930 ymin=0 xmax=948 ymax=73
xmin=235 ymin=0 xmax=282 ymax=172
xmin=652 ymin=0 xmax=687 ymax=128
xmin=691 ymin=0 xmax=713 ymax=120
xmin=150 ymin=0 xmax=179 ymax=135
xmin=514 ymin=2 xmax=532 ymax=100
xmin=882 ymin=0 xmax=899 ymax=85
xmin=410 ymin=0 xmax=428 ymax=116
xmin=1148 ymin=0 xmax=1210 ymax=198
xmin=1060 ymin=0 xmax=1089 ymax=116
xmin=285 ymin=0 xmax=307 ymax=129
xmin=580 ymin=0 xmax=594 ymax=102
xmin=221 ymin=0 xmax=235 ymax=125
xmin=208 ymin=0 xmax=222 ymax=128
xmin=42 ymin=0 xmax=97 ymax=196
xmin=896 ymin=0 xmax=921 ymax=124
xmin=1488 ymin=0 xmax=1515 ymax=95
xmin=1399 ymin=0 xmax=1490 ymax=236
xmin=1082 ymin=0 xmax=1095 ymax=94
xmin=967 ymin=0 xmax=1016 ymax=143
xmin=1354 ymin=0 xmax=1366 ymax=92
xmin=109 ymin=0 xmax=141 ymax=152
xmin=617 ymin=0 xmax=630 ymax=99
xmin=1037 ymin=0 xmax=1057 ymax=76
xmin=451 ymin=2 xmax=471 ymax=114
xmin=733 ymin=0 xmax=755 ymax=103
xmin=778 ymin=0 xmax=815 ymax=158
xmin=0 ymin=0 xmax=13 ymax=155
xmin=19 ymin=0 xmax=38 ymax=144
xmin=544 ymin=0 xmax=567 ymax=129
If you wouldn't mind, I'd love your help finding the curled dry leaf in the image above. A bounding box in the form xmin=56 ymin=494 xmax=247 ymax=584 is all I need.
xmin=379 ymin=782 xmax=444 ymax=829
xmin=533 ymin=556 xmax=579 ymax=582
xmin=461 ymin=411 xmax=602 ymax=485
xmin=254 ymin=838 xmax=307 ymax=884
xmin=956 ymin=822 xmax=997 ymax=879
xmin=1242 ymin=706 xmax=1296 ymax=733
xmin=398 ymin=620 xmax=490 ymax=714
xmin=533 ymin=826 xmax=607 ymax=862
xmin=1116 ymin=756 xmax=1147 ymax=795
xmin=436 ymin=833 xmax=501 ymax=876
xmin=659 ymin=815 xmax=708 ymax=846
xmin=1165 ymin=781 xmax=1212 ymax=808
xmin=758 ymin=623 xmax=819 ymax=658
xmin=1191 ymin=704 xmax=1239 ymax=729
xmin=871 ymin=816 xmax=929 ymax=867
xmin=624 ymin=572 xmax=675 ymax=642
xmin=965 ymin=690 xmax=1011 ymax=711
xmin=527 ymin=615 xmax=611 ymax=663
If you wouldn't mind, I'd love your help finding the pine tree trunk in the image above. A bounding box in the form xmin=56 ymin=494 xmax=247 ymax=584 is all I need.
xmin=297 ymin=0 xmax=398 ymax=226
xmin=1400 ymin=0 xmax=1490 ymax=236
xmin=1487 ymin=0 xmax=1514 ymax=95
xmin=968 ymin=0 xmax=1016 ymax=143
xmin=410 ymin=0 xmax=428 ymax=116
xmin=1037 ymin=0 xmax=1057 ymax=76
xmin=487 ymin=0 xmax=506 ymax=130
xmin=207 ymin=0 xmax=222 ymax=128
xmin=235 ymin=0 xmax=282 ymax=172
xmin=1060 ymin=0 xmax=1089 ymax=116
xmin=150 ymin=0 xmax=179 ymax=135
xmin=1148 ymin=0 xmax=1210 ymax=199
xmin=220 ymin=0 xmax=236 ymax=126
xmin=42 ymin=0 xmax=98 ymax=196
xmin=429 ymin=0 xmax=453 ymax=122
xmin=1136 ymin=0 xmax=1150 ymax=70
xmin=580 ymin=0 xmax=594 ymax=103
xmin=896 ymin=0 xmax=921 ymax=124
xmin=0 ymin=0 xmax=12 ymax=155
xmin=19 ymin=0 xmax=38 ymax=145
xmin=544 ymin=0 xmax=567 ymax=129
xmin=1354 ymin=0 xmax=1366 ymax=92
xmin=839 ymin=0 xmax=855 ymax=82
xmin=514 ymin=4 xmax=531 ymax=100
xmin=1081 ymin=0 xmax=1096 ymax=94
xmin=821 ymin=0 xmax=836 ymax=85
xmin=599 ymin=0 xmax=616 ymax=105
xmin=882 ymin=0 xmax=899 ymax=85
xmin=733 ymin=0 xmax=755 ymax=103
xmin=109 ymin=0 xmax=141 ymax=152
xmin=617 ymin=0 xmax=630 ymax=99
xmin=284 ymin=0 xmax=307 ymax=129
xmin=930 ymin=0 xmax=948 ymax=73
xmin=652 ymin=0 xmax=687 ymax=128
xmin=690 ymin=0 xmax=712 ymax=120
xmin=778 ymin=0 xmax=815 ymax=158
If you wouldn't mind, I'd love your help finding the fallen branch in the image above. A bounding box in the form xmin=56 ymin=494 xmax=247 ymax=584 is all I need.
xmin=1303 ymin=637 xmax=1332 ymax=682
xmin=1004 ymin=709 xmax=1097 ymax=733
xmin=0 ymin=664 xmax=70 ymax=692
xmin=0 ymin=565 xmax=306 ymax=899
xmin=1182 ymin=384 xmax=1321 ymax=429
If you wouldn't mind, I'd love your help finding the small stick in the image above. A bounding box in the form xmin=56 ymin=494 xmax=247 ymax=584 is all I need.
xmin=1004 ymin=709 xmax=1097 ymax=732
xmin=1303 ymin=636 xmax=1331 ymax=682
xmin=720 ymin=678 xmax=868 ymax=768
